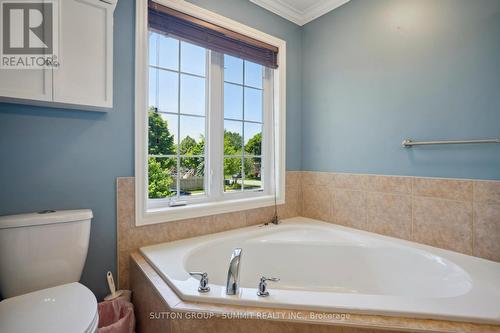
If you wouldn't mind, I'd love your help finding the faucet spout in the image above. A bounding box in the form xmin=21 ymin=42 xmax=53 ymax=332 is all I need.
xmin=226 ymin=248 xmax=242 ymax=295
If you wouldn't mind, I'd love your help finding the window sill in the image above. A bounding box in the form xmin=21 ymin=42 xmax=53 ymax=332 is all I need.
xmin=136 ymin=194 xmax=285 ymax=226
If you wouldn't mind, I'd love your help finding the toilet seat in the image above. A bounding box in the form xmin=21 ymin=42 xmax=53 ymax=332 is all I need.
xmin=0 ymin=282 xmax=98 ymax=333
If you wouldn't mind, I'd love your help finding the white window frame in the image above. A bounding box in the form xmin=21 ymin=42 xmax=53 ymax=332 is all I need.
xmin=135 ymin=0 xmax=286 ymax=226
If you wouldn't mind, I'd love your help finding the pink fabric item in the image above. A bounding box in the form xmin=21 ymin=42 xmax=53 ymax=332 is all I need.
xmin=97 ymin=298 xmax=135 ymax=333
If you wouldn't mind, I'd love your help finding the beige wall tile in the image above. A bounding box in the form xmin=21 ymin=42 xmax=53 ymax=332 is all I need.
xmin=473 ymin=202 xmax=500 ymax=262
xmin=474 ymin=180 xmax=500 ymax=205
xmin=130 ymin=260 xmax=172 ymax=333
xmin=302 ymin=184 xmax=332 ymax=221
xmin=245 ymin=206 xmax=276 ymax=226
xmin=412 ymin=197 xmax=473 ymax=254
xmin=301 ymin=171 xmax=334 ymax=186
xmin=332 ymin=173 xmax=367 ymax=191
xmin=118 ymin=250 xmax=131 ymax=289
xmin=210 ymin=211 xmax=247 ymax=233
xmin=342 ymin=329 xmax=405 ymax=333
xmin=117 ymin=177 xmax=135 ymax=288
xmin=367 ymin=193 xmax=412 ymax=240
xmin=286 ymin=171 xmax=302 ymax=189
xmin=117 ymin=177 xmax=135 ymax=232
xmin=332 ymin=189 xmax=366 ymax=230
xmin=279 ymin=185 xmax=301 ymax=219
xmin=172 ymin=319 xmax=346 ymax=333
xmin=413 ymin=177 xmax=473 ymax=202
xmin=364 ymin=175 xmax=412 ymax=195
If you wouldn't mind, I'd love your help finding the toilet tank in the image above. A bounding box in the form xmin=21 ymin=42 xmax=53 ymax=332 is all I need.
xmin=0 ymin=209 xmax=92 ymax=298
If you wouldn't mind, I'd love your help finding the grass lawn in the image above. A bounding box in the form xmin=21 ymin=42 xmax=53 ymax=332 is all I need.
xmin=224 ymin=176 xmax=262 ymax=191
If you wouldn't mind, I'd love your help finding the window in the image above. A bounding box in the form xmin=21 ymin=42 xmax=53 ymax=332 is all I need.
xmin=135 ymin=0 xmax=286 ymax=225
xmin=148 ymin=34 xmax=208 ymax=199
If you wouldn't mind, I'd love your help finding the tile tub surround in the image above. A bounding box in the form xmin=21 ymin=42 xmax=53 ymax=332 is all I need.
xmin=118 ymin=172 xmax=499 ymax=290
xmin=129 ymin=252 xmax=500 ymax=333
xmin=300 ymin=172 xmax=500 ymax=262
xmin=116 ymin=172 xmax=302 ymax=289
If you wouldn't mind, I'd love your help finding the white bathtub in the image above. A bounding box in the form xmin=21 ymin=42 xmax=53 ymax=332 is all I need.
xmin=140 ymin=217 xmax=500 ymax=324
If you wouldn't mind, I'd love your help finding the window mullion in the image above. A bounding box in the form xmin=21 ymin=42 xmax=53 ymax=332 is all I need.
xmin=208 ymin=51 xmax=224 ymax=200
xmin=176 ymin=40 xmax=181 ymax=199
xmin=262 ymin=67 xmax=274 ymax=196
xmin=241 ymin=61 xmax=246 ymax=192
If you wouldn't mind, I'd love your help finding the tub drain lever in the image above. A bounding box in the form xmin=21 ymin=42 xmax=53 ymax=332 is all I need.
xmin=189 ymin=272 xmax=210 ymax=293
xmin=257 ymin=276 xmax=280 ymax=297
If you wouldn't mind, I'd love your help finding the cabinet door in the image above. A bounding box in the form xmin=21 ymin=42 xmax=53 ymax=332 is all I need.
xmin=53 ymin=0 xmax=113 ymax=109
xmin=0 ymin=68 xmax=52 ymax=102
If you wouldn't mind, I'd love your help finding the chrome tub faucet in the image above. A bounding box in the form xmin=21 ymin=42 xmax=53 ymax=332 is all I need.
xmin=226 ymin=248 xmax=242 ymax=295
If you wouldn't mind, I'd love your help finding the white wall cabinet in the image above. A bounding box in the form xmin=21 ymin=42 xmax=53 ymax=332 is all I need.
xmin=0 ymin=0 xmax=117 ymax=111
xmin=0 ymin=69 xmax=52 ymax=102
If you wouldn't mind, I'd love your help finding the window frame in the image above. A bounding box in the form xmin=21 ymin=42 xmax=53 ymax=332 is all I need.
xmin=135 ymin=0 xmax=286 ymax=226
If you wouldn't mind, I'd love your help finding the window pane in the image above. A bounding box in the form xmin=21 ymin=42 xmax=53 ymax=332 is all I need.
xmin=148 ymin=67 xmax=157 ymax=108
xmin=224 ymin=83 xmax=243 ymax=120
xmin=244 ymin=157 xmax=262 ymax=191
xmin=148 ymin=111 xmax=177 ymax=155
xmin=244 ymin=87 xmax=263 ymax=122
xmin=158 ymin=34 xmax=179 ymax=70
xmin=180 ymin=157 xmax=205 ymax=196
xmin=180 ymin=115 xmax=205 ymax=155
xmin=148 ymin=157 xmax=177 ymax=199
xmin=181 ymin=41 xmax=206 ymax=76
xmin=158 ymin=69 xmax=178 ymax=113
xmin=244 ymin=61 xmax=263 ymax=89
xmin=180 ymin=74 xmax=205 ymax=116
xmin=149 ymin=32 xmax=158 ymax=66
xmin=224 ymin=120 xmax=243 ymax=153
xmin=159 ymin=113 xmax=178 ymax=154
xmin=224 ymin=157 xmax=242 ymax=192
xmin=224 ymin=55 xmax=243 ymax=84
xmin=244 ymin=122 xmax=262 ymax=156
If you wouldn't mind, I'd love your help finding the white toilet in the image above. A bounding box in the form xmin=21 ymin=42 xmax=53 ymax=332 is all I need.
xmin=0 ymin=209 xmax=99 ymax=333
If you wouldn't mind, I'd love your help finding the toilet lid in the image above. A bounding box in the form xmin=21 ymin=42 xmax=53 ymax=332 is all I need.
xmin=0 ymin=282 xmax=98 ymax=333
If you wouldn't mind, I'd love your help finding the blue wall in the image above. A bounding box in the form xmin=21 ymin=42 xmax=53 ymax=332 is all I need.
xmin=302 ymin=0 xmax=500 ymax=179
xmin=0 ymin=0 xmax=302 ymax=299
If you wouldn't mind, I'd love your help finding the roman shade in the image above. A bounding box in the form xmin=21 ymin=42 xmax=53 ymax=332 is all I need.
xmin=148 ymin=0 xmax=279 ymax=69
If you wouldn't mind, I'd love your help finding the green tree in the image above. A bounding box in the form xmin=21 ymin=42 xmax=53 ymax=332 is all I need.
xmin=224 ymin=131 xmax=242 ymax=177
xmin=179 ymin=136 xmax=197 ymax=155
xmin=148 ymin=157 xmax=174 ymax=198
xmin=224 ymin=131 xmax=242 ymax=154
xmin=148 ymin=108 xmax=175 ymax=155
xmin=245 ymin=132 xmax=262 ymax=156
xmin=180 ymin=136 xmax=205 ymax=176
xmin=244 ymin=132 xmax=262 ymax=179
xmin=147 ymin=108 xmax=176 ymax=198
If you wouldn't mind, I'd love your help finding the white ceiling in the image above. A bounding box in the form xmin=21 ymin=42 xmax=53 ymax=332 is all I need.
xmin=250 ymin=0 xmax=351 ymax=26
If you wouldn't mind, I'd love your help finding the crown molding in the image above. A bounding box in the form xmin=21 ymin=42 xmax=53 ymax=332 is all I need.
xmin=250 ymin=0 xmax=350 ymax=26
xmin=250 ymin=0 xmax=303 ymax=25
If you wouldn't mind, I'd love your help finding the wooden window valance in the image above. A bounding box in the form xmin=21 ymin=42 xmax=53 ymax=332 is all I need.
xmin=148 ymin=0 xmax=279 ymax=69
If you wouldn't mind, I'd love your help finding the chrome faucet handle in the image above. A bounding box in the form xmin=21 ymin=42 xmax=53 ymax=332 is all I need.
xmin=189 ymin=272 xmax=210 ymax=293
xmin=257 ymin=276 xmax=280 ymax=297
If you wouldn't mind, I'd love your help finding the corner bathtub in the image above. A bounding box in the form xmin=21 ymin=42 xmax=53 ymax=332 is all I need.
xmin=140 ymin=217 xmax=500 ymax=324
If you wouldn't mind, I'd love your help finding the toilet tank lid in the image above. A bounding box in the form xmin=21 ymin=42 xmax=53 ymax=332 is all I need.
xmin=0 ymin=209 xmax=93 ymax=229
